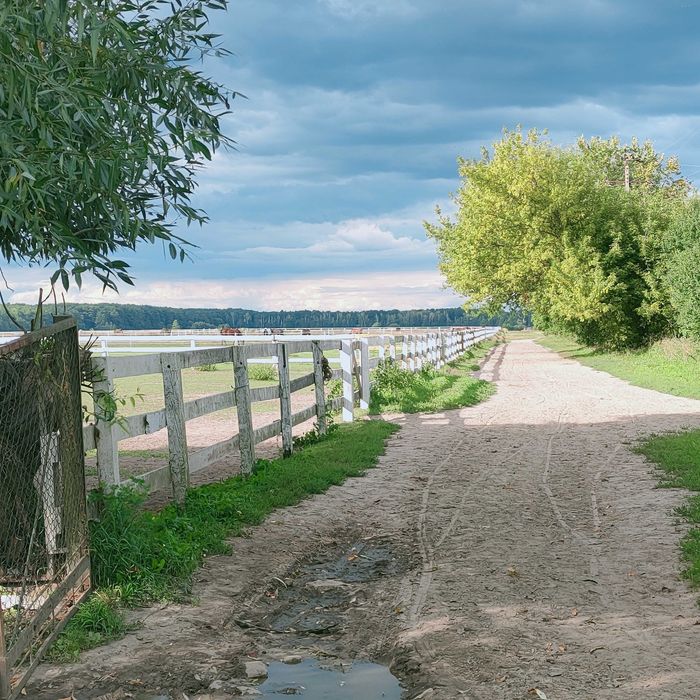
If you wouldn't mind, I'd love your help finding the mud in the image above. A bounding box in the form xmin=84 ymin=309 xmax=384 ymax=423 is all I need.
xmin=28 ymin=340 xmax=700 ymax=699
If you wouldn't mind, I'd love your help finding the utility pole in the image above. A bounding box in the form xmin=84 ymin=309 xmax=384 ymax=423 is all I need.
xmin=623 ymin=152 xmax=632 ymax=192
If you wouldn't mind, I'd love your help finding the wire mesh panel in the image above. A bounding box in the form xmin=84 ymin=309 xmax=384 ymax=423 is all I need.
xmin=0 ymin=317 xmax=90 ymax=700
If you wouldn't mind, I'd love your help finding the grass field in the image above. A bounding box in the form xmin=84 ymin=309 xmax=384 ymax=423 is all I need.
xmin=523 ymin=332 xmax=700 ymax=400
xmin=636 ymin=431 xmax=700 ymax=589
xmin=50 ymin=420 xmax=399 ymax=661
xmin=368 ymin=338 xmax=500 ymax=414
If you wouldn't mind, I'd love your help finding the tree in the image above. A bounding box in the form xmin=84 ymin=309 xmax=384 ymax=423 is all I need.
xmin=664 ymin=199 xmax=700 ymax=340
xmin=0 ymin=0 xmax=236 ymax=320
xmin=425 ymin=129 xmax=687 ymax=349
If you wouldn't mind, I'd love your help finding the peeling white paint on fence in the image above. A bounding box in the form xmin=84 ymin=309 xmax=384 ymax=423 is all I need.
xmin=84 ymin=327 xmax=500 ymax=502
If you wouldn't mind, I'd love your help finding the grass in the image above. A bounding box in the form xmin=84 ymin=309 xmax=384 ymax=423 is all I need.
xmin=534 ymin=333 xmax=700 ymax=400
xmin=48 ymin=419 xmax=399 ymax=661
xmin=368 ymin=338 xmax=500 ymax=414
xmin=636 ymin=431 xmax=700 ymax=589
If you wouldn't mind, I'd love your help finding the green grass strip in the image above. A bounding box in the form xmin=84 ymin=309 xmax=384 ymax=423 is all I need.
xmin=636 ymin=430 xmax=700 ymax=588
xmin=368 ymin=342 xmax=498 ymax=415
xmin=48 ymin=420 xmax=399 ymax=661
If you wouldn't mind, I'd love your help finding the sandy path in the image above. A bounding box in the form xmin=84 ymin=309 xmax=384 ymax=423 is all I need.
xmin=29 ymin=340 xmax=700 ymax=699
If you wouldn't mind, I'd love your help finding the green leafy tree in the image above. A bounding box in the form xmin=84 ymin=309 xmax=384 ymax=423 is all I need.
xmin=665 ymin=199 xmax=700 ymax=340
xmin=426 ymin=129 xmax=687 ymax=349
xmin=0 ymin=0 xmax=236 ymax=316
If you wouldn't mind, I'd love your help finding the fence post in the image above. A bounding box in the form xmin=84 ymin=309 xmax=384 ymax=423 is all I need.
xmin=161 ymin=354 xmax=189 ymax=504
xmin=389 ymin=335 xmax=396 ymax=362
xmin=340 ymin=339 xmax=354 ymax=422
xmin=233 ymin=346 xmax=256 ymax=474
xmin=278 ymin=343 xmax=293 ymax=457
xmin=312 ymin=342 xmax=327 ymax=435
xmin=360 ymin=338 xmax=370 ymax=410
xmin=93 ymin=356 xmax=120 ymax=487
xmin=378 ymin=335 xmax=386 ymax=361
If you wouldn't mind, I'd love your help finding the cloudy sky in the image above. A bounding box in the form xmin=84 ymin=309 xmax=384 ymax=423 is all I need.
xmin=8 ymin=0 xmax=700 ymax=309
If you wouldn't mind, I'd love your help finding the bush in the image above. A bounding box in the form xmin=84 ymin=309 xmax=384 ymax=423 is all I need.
xmin=666 ymin=200 xmax=700 ymax=341
xmin=248 ymin=363 xmax=278 ymax=381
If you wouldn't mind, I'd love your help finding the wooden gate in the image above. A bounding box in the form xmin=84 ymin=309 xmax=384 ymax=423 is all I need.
xmin=0 ymin=317 xmax=90 ymax=699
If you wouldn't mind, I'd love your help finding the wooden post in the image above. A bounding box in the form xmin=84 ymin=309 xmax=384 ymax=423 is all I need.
xmin=312 ymin=342 xmax=327 ymax=435
xmin=340 ymin=339 xmax=354 ymax=422
xmin=233 ymin=347 xmax=256 ymax=474
xmin=278 ymin=343 xmax=293 ymax=457
xmin=93 ymin=356 xmax=120 ymax=487
xmin=401 ymin=335 xmax=408 ymax=369
xmin=389 ymin=335 xmax=396 ymax=362
xmin=360 ymin=338 xmax=370 ymax=410
xmin=378 ymin=335 xmax=386 ymax=361
xmin=161 ymin=353 xmax=189 ymax=503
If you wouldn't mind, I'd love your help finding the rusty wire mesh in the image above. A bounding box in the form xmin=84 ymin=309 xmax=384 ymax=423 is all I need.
xmin=0 ymin=318 xmax=89 ymax=700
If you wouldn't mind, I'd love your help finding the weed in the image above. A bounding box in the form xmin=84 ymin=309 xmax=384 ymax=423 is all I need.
xmin=369 ymin=354 xmax=494 ymax=414
xmin=247 ymin=363 xmax=278 ymax=381
xmin=195 ymin=363 xmax=217 ymax=372
xmin=45 ymin=589 xmax=126 ymax=662
xmin=636 ymin=430 xmax=700 ymax=588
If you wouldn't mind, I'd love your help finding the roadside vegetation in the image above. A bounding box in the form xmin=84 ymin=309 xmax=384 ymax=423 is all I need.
xmin=534 ymin=333 xmax=700 ymax=400
xmin=48 ymin=420 xmax=398 ymax=661
xmin=368 ymin=338 xmax=499 ymax=414
xmin=636 ymin=432 xmax=700 ymax=588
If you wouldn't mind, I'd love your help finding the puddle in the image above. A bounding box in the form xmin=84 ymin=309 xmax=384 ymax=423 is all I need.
xmin=259 ymin=659 xmax=402 ymax=698
xmin=248 ymin=538 xmax=404 ymax=635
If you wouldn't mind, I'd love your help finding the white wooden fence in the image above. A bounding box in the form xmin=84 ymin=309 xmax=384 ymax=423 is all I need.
xmin=82 ymin=327 xmax=499 ymax=502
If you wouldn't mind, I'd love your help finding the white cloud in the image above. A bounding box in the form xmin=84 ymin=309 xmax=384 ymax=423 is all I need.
xmin=6 ymin=268 xmax=463 ymax=312
xmin=318 ymin=0 xmax=418 ymax=20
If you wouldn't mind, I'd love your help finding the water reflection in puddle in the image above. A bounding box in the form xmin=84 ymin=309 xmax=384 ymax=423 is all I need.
xmin=260 ymin=659 xmax=402 ymax=698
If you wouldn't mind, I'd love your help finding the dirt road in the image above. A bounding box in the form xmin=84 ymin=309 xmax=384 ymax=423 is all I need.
xmin=31 ymin=340 xmax=700 ymax=699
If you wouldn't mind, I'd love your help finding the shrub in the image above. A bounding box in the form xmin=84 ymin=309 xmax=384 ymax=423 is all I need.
xmin=248 ymin=363 xmax=278 ymax=381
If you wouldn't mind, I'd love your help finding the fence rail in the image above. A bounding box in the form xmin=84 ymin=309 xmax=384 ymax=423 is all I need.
xmin=85 ymin=327 xmax=500 ymax=502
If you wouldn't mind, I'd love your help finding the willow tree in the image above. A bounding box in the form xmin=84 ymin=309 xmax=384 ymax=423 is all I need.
xmin=426 ymin=129 xmax=686 ymax=349
xmin=0 ymin=0 xmax=236 ymax=322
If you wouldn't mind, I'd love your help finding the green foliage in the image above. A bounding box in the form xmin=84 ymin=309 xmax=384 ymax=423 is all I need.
xmin=426 ymin=129 xmax=688 ymax=349
xmin=291 ymin=417 xmax=338 ymax=450
xmin=636 ymin=430 xmax=700 ymax=587
xmin=46 ymin=589 xmax=126 ymax=662
xmin=195 ymin=363 xmax=217 ymax=372
xmin=247 ymin=363 xmax=278 ymax=381
xmin=0 ymin=0 xmax=236 ymax=295
xmin=369 ymin=354 xmax=494 ymax=414
xmin=665 ymin=199 xmax=700 ymax=340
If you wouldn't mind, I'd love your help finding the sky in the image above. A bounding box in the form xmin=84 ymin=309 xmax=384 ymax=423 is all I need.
xmin=7 ymin=0 xmax=700 ymax=310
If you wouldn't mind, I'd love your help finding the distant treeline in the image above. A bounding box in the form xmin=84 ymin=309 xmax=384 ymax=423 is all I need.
xmin=1 ymin=303 xmax=531 ymax=332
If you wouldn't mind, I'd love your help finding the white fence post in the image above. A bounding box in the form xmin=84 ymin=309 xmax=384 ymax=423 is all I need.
xmin=233 ymin=347 xmax=256 ymax=474
xmin=360 ymin=338 xmax=370 ymax=410
xmin=278 ymin=343 xmax=293 ymax=457
xmin=161 ymin=353 xmax=189 ymax=504
xmin=389 ymin=335 xmax=396 ymax=362
xmin=93 ymin=356 xmax=120 ymax=487
xmin=312 ymin=342 xmax=327 ymax=435
xmin=408 ymin=334 xmax=415 ymax=371
xmin=378 ymin=335 xmax=386 ymax=362
xmin=340 ymin=339 xmax=354 ymax=422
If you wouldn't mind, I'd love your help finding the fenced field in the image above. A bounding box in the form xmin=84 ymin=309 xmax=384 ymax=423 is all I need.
xmin=83 ymin=328 xmax=500 ymax=503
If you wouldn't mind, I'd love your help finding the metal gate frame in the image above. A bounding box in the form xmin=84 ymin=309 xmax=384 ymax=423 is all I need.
xmin=0 ymin=317 xmax=90 ymax=700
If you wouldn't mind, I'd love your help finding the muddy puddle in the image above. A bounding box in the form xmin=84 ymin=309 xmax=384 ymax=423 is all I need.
xmin=239 ymin=537 xmax=404 ymax=636
xmin=259 ymin=658 xmax=402 ymax=698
